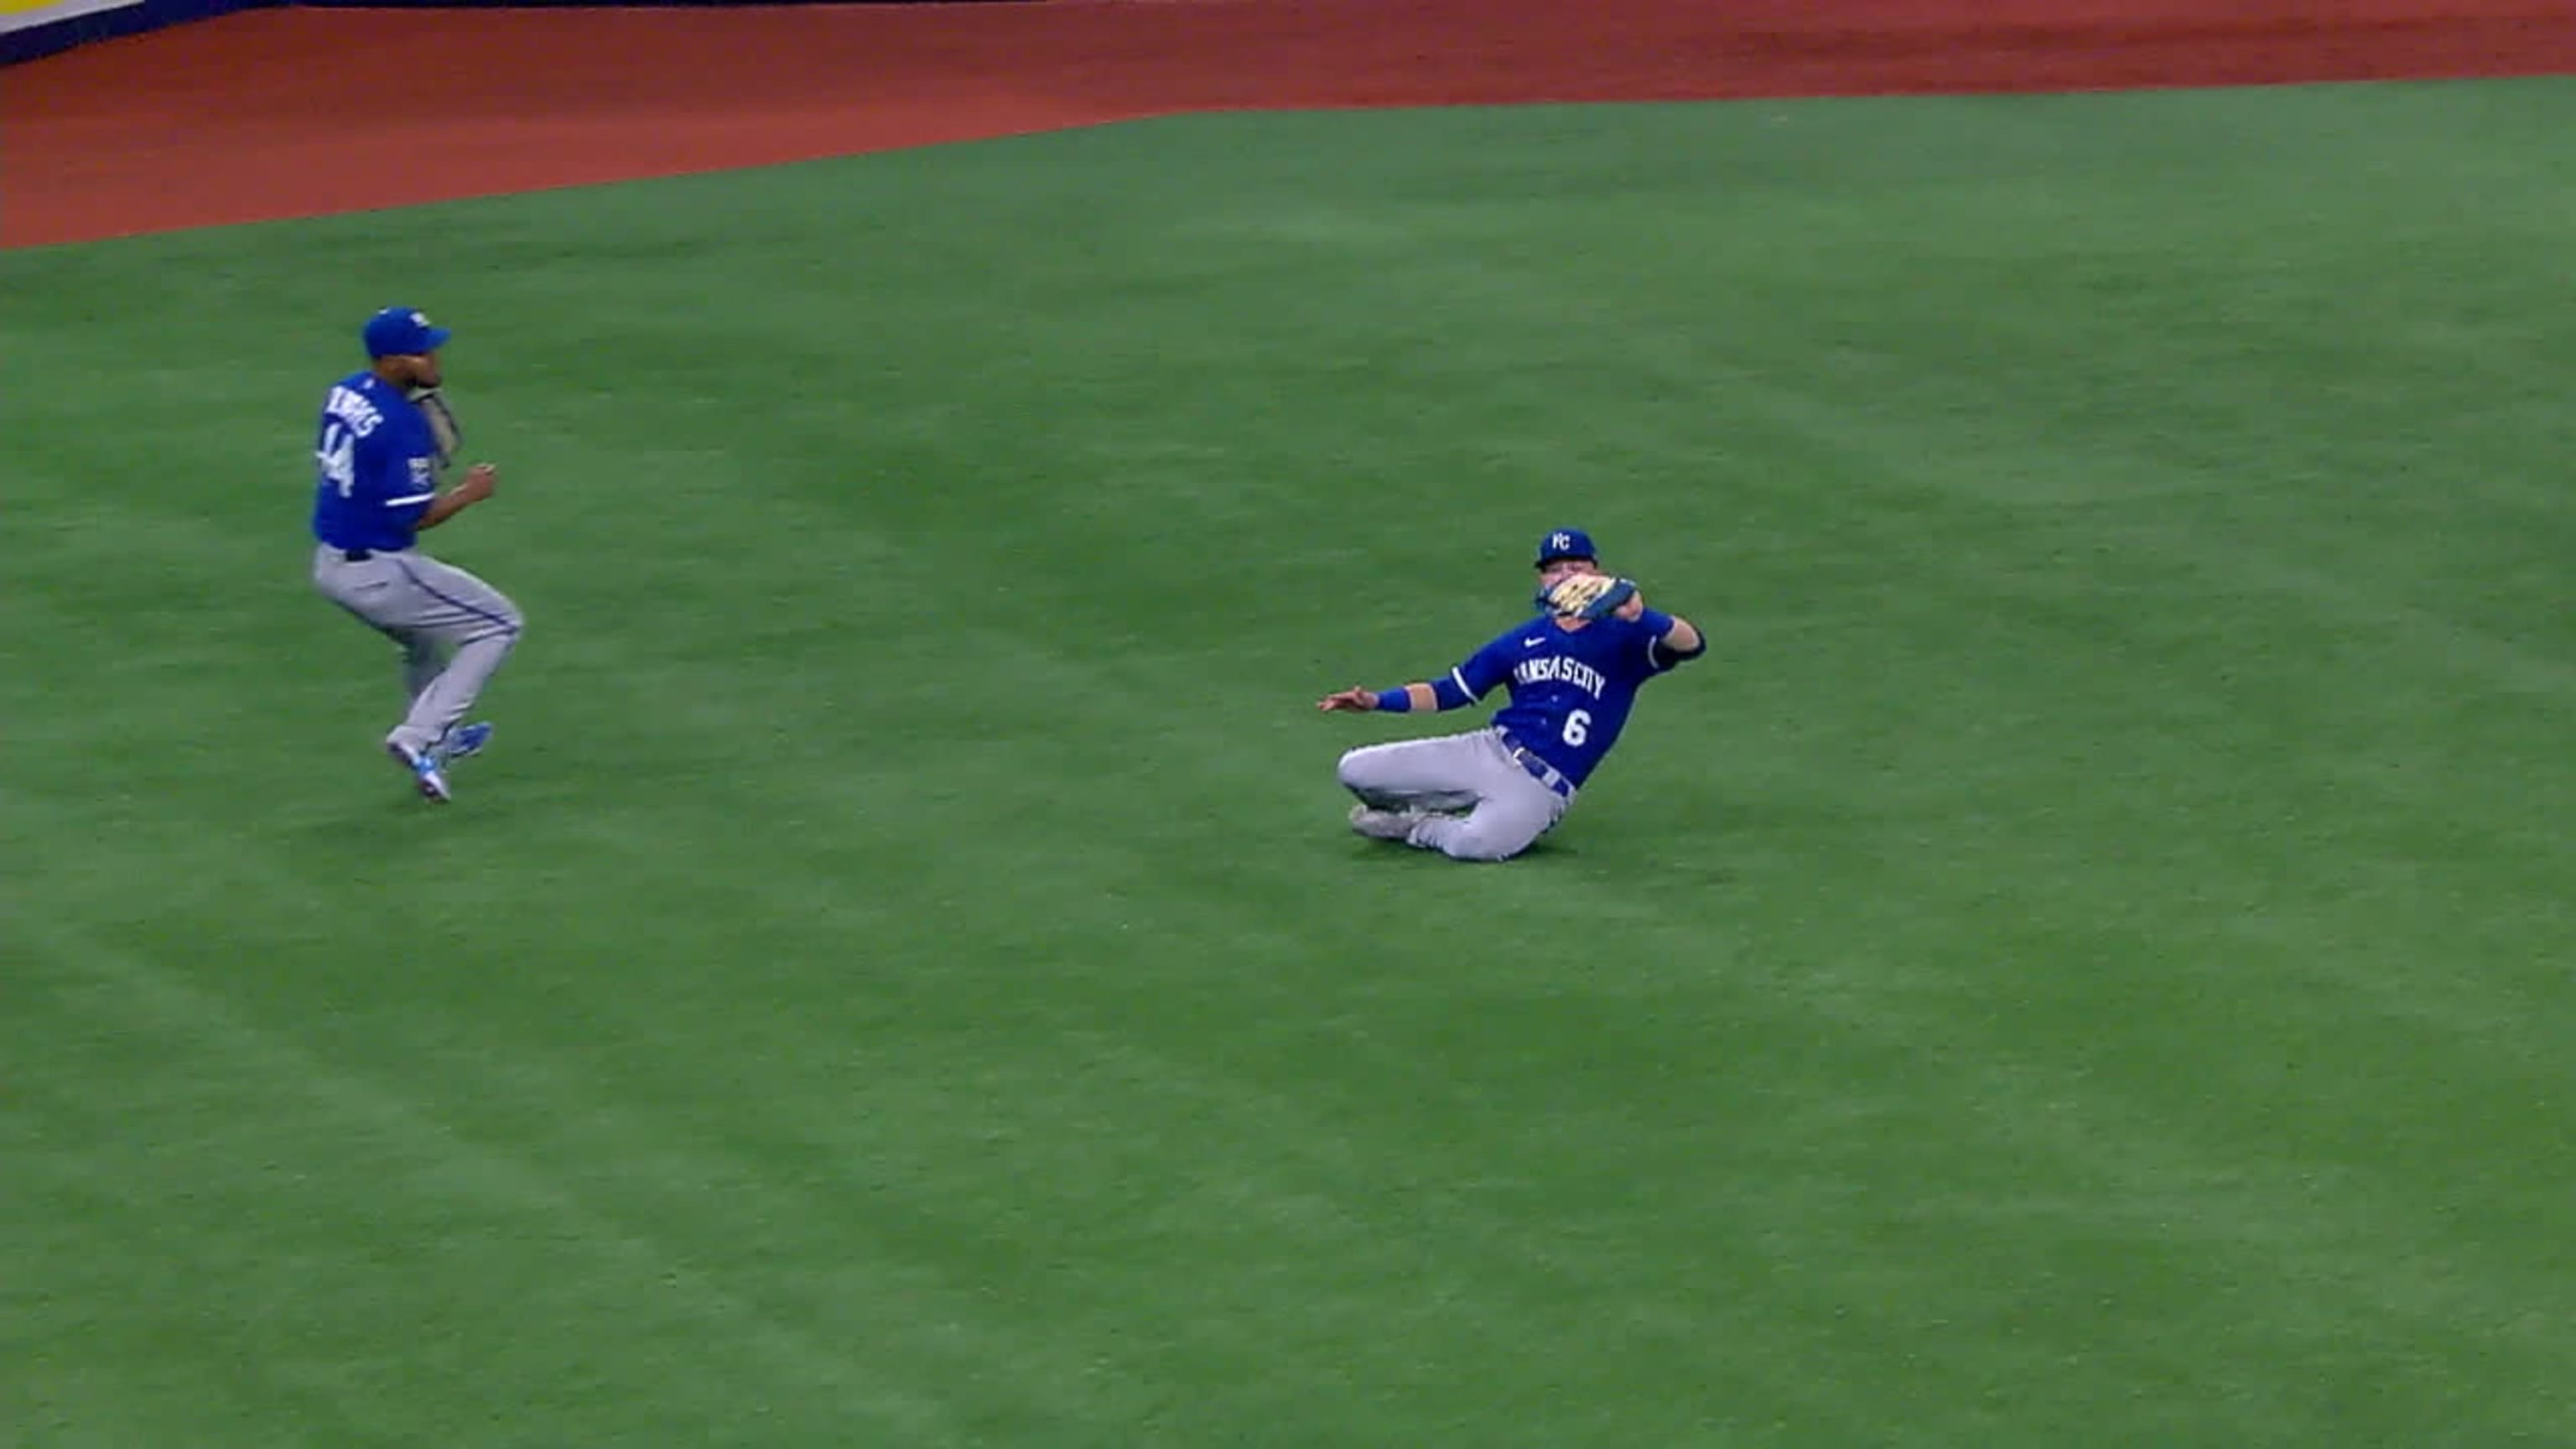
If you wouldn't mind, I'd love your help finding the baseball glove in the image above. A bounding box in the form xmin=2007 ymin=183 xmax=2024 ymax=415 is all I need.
xmin=1542 ymin=572 xmax=1637 ymax=621
xmin=409 ymin=386 xmax=462 ymax=471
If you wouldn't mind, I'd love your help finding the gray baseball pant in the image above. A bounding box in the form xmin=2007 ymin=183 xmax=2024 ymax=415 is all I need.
xmin=1337 ymin=727 xmax=1571 ymax=862
xmin=312 ymin=543 xmax=522 ymax=756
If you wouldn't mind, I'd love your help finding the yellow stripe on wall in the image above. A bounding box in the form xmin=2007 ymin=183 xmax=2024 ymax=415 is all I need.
xmin=0 ymin=0 xmax=144 ymax=26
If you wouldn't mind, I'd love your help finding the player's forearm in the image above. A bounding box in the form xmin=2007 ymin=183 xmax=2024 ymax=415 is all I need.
xmin=1358 ymin=683 xmax=1435 ymax=712
xmin=1659 ymin=615 xmax=1705 ymax=656
xmin=1370 ymin=677 xmax=1476 ymax=712
xmin=417 ymin=490 xmax=477 ymax=530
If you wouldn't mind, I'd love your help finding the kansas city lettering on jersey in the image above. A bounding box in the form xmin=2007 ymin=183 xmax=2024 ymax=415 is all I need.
xmin=325 ymin=385 xmax=386 ymax=438
xmin=1512 ymin=655 xmax=1607 ymax=698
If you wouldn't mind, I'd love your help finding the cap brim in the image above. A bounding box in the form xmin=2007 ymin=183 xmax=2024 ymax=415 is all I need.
xmin=419 ymin=326 xmax=453 ymax=352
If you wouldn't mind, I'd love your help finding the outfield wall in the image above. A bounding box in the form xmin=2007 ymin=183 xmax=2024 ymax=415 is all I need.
xmin=1 ymin=0 xmax=248 ymax=63
xmin=0 ymin=0 xmax=1017 ymax=64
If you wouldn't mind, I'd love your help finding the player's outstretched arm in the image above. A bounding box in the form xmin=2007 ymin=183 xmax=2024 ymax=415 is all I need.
xmin=1321 ymin=639 xmax=1508 ymax=714
xmin=1317 ymin=672 xmax=1488 ymax=713
xmin=1317 ymin=683 xmax=1438 ymax=713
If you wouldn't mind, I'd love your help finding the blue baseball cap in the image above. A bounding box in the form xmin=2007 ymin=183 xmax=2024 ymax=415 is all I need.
xmin=362 ymin=305 xmax=452 ymax=358
xmin=1535 ymin=527 xmax=1597 ymax=565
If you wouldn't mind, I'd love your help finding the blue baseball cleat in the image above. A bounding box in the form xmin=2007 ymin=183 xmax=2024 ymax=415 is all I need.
xmin=437 ymin=720 xmax=494 ymax=764
xmin=387 ymin=740 xmax=451 ymax=803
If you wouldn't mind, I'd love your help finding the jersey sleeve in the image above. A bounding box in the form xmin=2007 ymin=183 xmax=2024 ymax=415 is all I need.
xmin=1635 ymin=608 xmax=1700 ymax=673
xmin=1447 ymin=629 xmax=1522 ymax=701
xmin=360 ymin=420 xmax=437 ymax=515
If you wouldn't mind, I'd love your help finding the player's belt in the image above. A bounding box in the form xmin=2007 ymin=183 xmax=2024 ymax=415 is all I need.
xmin=340 ymin=548 xmax=374 ymax=561
xmin=1496 ymin=730 xmax=1576 ymax=798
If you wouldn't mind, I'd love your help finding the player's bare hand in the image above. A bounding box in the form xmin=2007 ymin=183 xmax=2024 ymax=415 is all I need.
xmin=1614 ymin=587 xmax=1645 ymax=621
xmin=456 ymin=463 xmax=499 ymax=505
xmin=1317 ymin=687 xmax=1376 ymax=713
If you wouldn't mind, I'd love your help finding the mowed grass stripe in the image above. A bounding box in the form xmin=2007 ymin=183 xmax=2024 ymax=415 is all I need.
xmin=7 ymin=925 xmax=1074 ymax=1445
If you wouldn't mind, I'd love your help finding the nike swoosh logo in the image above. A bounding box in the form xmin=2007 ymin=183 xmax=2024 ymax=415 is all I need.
xmin=1524 ymin=636 xmax=1546 ymax=646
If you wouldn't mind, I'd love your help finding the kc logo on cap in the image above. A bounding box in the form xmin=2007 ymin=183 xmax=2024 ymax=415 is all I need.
xmin=1535 ymin=527 xmax=1597 ymax=565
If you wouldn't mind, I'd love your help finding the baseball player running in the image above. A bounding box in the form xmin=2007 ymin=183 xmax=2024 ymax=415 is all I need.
xmin=1317 ymin=527 xmax=1706 ymax=861
xmin=309 ymin=305 xmax=523 ymax=804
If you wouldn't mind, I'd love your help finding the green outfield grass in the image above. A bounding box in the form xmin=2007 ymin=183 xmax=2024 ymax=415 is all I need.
xmin=7 ymin=78 xmax=2575 ymax=1446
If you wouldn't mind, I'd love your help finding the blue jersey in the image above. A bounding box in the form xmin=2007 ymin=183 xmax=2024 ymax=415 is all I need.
xmin=309 ymin=371 xmax=441 ymax=553
xmin=1449 ymin=608 xmax=1694 ymax=787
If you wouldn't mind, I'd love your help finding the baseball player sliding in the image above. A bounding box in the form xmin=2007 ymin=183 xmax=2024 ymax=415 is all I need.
xmin=1317 ymin=527 xmax=1706 ymax=861
xmin=308 ymin=305 xmax=524 ymax=804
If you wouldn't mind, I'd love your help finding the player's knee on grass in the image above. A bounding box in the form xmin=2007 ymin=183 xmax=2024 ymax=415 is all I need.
xmin=1337 ymin=745 xmax=1399 ymax=806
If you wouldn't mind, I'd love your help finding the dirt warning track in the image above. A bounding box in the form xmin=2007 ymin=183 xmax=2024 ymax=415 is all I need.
xmin=8 ymin=0 xmax=2576 ymax=247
